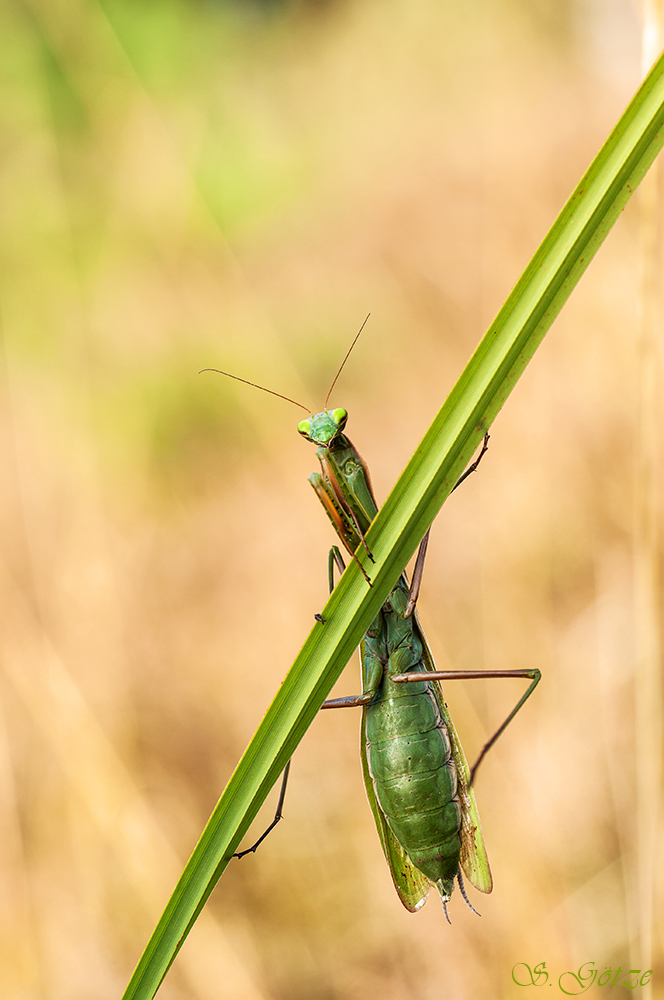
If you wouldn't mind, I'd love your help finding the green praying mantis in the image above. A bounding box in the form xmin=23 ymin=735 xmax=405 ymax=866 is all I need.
xmin=203 ymin=330 xmax=540 ymax=920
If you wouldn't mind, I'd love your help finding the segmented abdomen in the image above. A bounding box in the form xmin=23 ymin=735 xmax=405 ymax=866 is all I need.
xmin=365 ymin=678 xmax=461 ymax=886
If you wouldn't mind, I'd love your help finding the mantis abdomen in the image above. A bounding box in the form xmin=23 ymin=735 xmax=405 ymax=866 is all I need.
xmin=363 ymin=576 xmax=462 ymax=900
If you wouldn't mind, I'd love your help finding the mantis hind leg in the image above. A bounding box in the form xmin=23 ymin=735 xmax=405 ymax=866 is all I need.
xmin=233 ymin=761 xmax=291 ymax=859
xmin=391 ymin=667 xmax=542 ymax=785
xmin=466 ymin=670 xmax=541 ymax=784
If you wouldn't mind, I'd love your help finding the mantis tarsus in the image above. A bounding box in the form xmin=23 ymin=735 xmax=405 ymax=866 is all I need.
xmin=203 ymin=336 xmax=540 ymax=918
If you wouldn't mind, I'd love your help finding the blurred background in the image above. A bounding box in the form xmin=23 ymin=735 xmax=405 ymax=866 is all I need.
xmin=0 ymin=0 xmax=662 ymax=997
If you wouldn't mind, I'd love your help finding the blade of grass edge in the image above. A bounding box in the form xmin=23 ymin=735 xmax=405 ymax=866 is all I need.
xmin=122 ymin=51 xmax=664 ymax=1000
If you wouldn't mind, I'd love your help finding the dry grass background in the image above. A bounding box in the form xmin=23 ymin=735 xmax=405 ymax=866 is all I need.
xmin=0 ymin=0 xmax=662 ymax=997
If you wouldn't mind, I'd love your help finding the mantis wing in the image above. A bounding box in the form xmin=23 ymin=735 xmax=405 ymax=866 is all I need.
xmin=416 ymin=615 xmax=493 ymax=895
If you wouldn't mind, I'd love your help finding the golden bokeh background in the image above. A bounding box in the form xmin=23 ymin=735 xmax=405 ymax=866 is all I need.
xmin=0 ymin=0 xmax=661 ymax=997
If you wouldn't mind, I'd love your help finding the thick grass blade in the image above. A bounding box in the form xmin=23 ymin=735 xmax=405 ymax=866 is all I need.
xmin=122 ymin=52 xmax=664 ymax=1000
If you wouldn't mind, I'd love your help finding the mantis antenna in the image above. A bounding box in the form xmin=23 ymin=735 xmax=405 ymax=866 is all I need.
xmin=201 ymin=313 xmax=371 ymax=413
xmin=324 ymin=313 xmax=370 ymax=409
xmin=199 ymin=368 xmax=310 ymax=413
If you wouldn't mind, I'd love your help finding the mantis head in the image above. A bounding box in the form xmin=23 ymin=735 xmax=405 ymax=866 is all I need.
xmin=297 ymin=408 xmax=348 ymax=446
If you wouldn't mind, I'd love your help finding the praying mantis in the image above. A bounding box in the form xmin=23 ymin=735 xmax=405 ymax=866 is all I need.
xmin=204 ymin=332 xmax=540 ymax=919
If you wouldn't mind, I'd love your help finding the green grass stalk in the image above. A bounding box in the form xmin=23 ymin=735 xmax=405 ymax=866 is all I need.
xmin=123 ymin=50 xmax=664 ymax=1000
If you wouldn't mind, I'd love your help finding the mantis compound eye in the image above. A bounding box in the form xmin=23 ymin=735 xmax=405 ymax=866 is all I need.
xmin=297 ymin=419 xmax=312 ymax=438
xmin=331 ymin=408 xmax=347 ymax=429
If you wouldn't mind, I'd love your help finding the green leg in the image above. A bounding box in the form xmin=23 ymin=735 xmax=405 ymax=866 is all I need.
xmin=321 ymin=546 xmax=384 ymax=709
xmin=321 ymin=631 xmax=385 ymax=707
xmin=328 ymin=546 xmax=346 ymax=591
xmin=314 ymin=548 xmax=347 ymax=623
